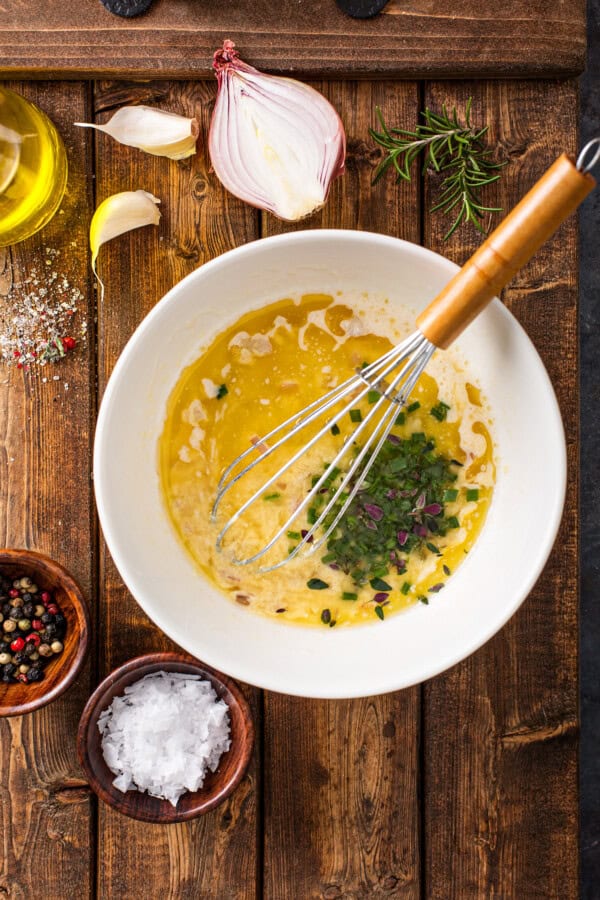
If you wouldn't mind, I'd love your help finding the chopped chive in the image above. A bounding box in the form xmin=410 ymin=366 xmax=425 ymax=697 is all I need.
xmin=287 ymin=531 xmax=301 ymax=540
xmin=407 ymin=401 xmax=421 ymax=413
xmin=321 ymin=552 xmax=336 ymax=564
xmin=216 ymin=383 xmax=228 ymax=399
xmin=466 ymin=488 xmax=480 ymax=502
xmin=430 ymin=401 xmax=450 ymax=421
xmin=426 ymin=541 xmax=441 ymax=556
xmin=447 ymin=516 xmax=460 ymax=529
xmin=419 ymin=595 xmax=429 ymax=605
xmin=342 ymin=591 xmax=358 ymax=601
xmin=349 ymin=408 xmax=362 ymax=423
xmin=401 ymin=581 xmax=411 ymax=595
xmin=329 ymin=619 xmax=336 ymax=628
xmin=330 ymin=423 xmax=340 ymax=436
xmin=451 ymin=458 xmax=464 ymax=467
xmin=443 ymin=564 xmax=451 ymax=576
xmin=320 ymin=608 xmax=331 ymax=624
xmin=395 ymin=412 xmax=406 ymax=426
xmin=411 ymin=432 xmax=426 ymax=444
xmin=263 ymin=492 xmax=281 ymax=501
xmin=309 ymin=578 xmax=329 ymax=591
xmin=374 ymin=606 xmax=385 ymax=620
xmin=367 ymin=390 xmax=380 ymax=404
xmin=443 ymin=489 xmax=459 ymax=503
xmin=307 ymin=507 xmax=318 ymax=525
xmin=370 ymin=577 xmax=392 ymax=592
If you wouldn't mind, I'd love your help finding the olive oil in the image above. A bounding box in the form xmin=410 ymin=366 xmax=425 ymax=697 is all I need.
xmin=0 ymin=88 xmax=68 ymax=247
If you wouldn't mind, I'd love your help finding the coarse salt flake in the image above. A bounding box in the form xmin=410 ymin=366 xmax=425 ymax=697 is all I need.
xmin=97 ymin=671 xmax=231 ymax=807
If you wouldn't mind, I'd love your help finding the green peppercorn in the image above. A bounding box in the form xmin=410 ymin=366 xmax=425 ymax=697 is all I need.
xmin=28 ymin=651 xmax=39 ymax=662
xmin=18 ymin=664 xmax=30 ymax=674
xmin=17 ymin=619 xmax=30 ymax=632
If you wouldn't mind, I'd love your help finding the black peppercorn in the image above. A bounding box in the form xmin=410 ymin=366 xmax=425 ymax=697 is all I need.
xmin=13 ymin=651 xmax=27 ymax=664
xmin=2 ymin=663 xmax=16 ymax=677
xmin=24 ymin=643 xmax=37 ymax=657
xmin=41 ymin=613 xmax=53 ymax=625
xmin=54 ymin=613 xmax=66 ymax=631
xmin=21 ymin=592 xmax=32 ymax=603
xmin=22 ymin=602 xmax=34 ymax=618
xmin=27 ymin=666 xmax=43 ymax=682
xmin=44 ymin=623 xmax=57 ymax=637
xmin=9 ymin=608 xmax=21 ymax=620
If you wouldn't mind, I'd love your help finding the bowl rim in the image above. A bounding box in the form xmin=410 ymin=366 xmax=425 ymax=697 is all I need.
xmin=94 ymin=228 xmax=567 ymax=698
xmin=77 ymin=651 xmax=255 ymax=823
xmin=0 ymin=548 xmax=91 ymax=717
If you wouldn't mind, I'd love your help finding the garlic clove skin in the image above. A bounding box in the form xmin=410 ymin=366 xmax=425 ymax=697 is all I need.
xmin=76 ymin=107 xmax=199 ymax=160
xmin=90 ymin=189 xmax=161 ymax=283
xmin=209 ymin=42 xmax=346 ymax=222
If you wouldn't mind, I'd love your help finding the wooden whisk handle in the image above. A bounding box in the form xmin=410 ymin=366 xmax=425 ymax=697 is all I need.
xmin=416 ymin=153 xmax=595 ymax=349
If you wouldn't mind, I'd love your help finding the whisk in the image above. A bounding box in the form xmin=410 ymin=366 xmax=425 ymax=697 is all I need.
xmin=213 ymin=141 xmax=600 ymax=570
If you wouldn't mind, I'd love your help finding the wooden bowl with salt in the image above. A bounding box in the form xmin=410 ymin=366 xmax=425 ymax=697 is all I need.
xmin=0 ymin=548 xmax=90 ymax=717
xmin=77 ymin=652 xmax=254 ymax=823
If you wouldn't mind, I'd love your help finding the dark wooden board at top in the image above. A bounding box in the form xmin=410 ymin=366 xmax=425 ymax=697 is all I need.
xmin=0 ymin=0 xmax=586 ymax=80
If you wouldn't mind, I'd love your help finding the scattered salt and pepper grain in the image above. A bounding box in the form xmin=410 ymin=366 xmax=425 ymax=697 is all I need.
xmin=0 ymin=248 xmax=86 ymax=369
xmin=98 ymin=671 xmax=231 ymax=806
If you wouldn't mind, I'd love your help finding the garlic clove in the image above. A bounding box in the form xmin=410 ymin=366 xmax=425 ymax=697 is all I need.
xmin=76 ymin=106 xmax=199 ymax=160
xmin=90 ymin=190 xmax=161 ymax=296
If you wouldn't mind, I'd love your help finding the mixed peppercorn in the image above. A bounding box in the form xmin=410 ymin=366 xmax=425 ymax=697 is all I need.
xmin=0 ymin=572 xmax=66 ymax=684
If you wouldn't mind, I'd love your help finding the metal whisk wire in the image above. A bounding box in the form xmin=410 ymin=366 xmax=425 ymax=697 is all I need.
xmin=213 ymin=149 xmax=599 ymax=571
xmin=212 ymin=331 xmax=435 ymax=569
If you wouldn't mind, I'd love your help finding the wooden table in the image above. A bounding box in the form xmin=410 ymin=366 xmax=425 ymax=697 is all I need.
xmin=0 ymin=3 xmax=584 ymax=897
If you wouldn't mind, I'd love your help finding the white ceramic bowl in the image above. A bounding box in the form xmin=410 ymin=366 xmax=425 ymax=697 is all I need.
xmin=94 ymin=230 xmax=565 ymax=699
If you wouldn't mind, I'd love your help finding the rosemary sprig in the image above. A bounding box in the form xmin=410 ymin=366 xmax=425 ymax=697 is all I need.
xmin=370 ymin=98 xmax=506 ymax=239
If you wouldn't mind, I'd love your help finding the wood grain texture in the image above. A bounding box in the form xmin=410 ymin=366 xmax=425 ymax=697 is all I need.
xmin=261 ymin=81 xmax=421 ymax=899
xmin=94 ymin=79 xmax=260 ymax=900
xmin=0 ymin=0 xmax=586 ymax=80
xmin=422 ymin=79 xmax=579 ymax=899
xmin=0 ymin=81 xmax=95 ymax=900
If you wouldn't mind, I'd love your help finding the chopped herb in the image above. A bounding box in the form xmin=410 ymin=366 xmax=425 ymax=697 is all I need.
xmin=447 ymin=516 xmax=460 ymax=529
xmin=330 ymin=423 xmax=341 ymax=436
xmin=407 ymin=401 xmax=421 ymax=413
xmin=451 ymin=458 xmax=464 ymax=467
xmin=425 ymin=541 xmax=441 ymax=556
xmin=216 ymin=383 xmax=228 ymax=399
xmin=342 ymin=591 xmax=358 ymax=601
xmin=428 ymin=583 xmax=445 ymax=593
xmin=287 ymin=531 xmax=301 ymax=540
xmin=374 ymin=606 xmax=385 ymax=620
xmin=401 ymin=581 xmax=411 ymax=595
xmin=430 ymin=401 xmax=450 ymax=422
xmin=373 ymin=592 xmax=389 ymax=603
xmin=349 ymin=408 xmax=362 ymax=423
xmin=320 ymin=608 xmax=331 ymax=624
xmin=307 ymin=507 xmax=318 ymax=525
xmin=395 ymin=412 xmax=406 ymax=426
xmin=443 ymin=564 xmax=451 ymax=576
xmin=443 ymin=489 xmax=458 ymax=503
xmin=308 ymin=578 xmax=329 ymax=590
xmin=367 ymin=390 xmax=380 ymax=404
xmin=419 ymin=595 xmax=429 ymax=605
xmin=321 ymin=552 xmax=336 ymax=564
xmin=466 ymin=488 xmax=480 ymax=501
xmin=329 ymin=619 xmax=336 ymax=628
xmin=263 ymin=493 xmax=280 ymax=501
xmin=370 ymin=577 xmax=392 ymax=592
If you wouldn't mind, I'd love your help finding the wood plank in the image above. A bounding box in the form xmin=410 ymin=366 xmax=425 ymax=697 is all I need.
xmin=261 ymin=81 xmax=421 ymax=898
xmin=422 ymin=79 xmax=579 ymax=898
xmin=0 ymin=0 xmax=586 ymax=80
xmin=94 ymin=80 xmax=261 ymax=900
xmin=0 ymin=81 xmax=95 ymax=898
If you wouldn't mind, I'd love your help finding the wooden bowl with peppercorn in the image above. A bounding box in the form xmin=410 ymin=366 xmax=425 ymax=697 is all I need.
xmin=0 ymin=549 xmax=90 ymax=717
xmin=77 ymin=652 xmax=254 ymax=823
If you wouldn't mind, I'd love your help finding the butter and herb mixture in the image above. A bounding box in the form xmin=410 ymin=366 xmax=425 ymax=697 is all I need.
xmin=159 ymin=294 xmax=494 ymax=628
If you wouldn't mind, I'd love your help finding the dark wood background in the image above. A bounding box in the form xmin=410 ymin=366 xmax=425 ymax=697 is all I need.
xmin=0 ymin=0 xmax=586 ymax=79
xmin=0 ymin=71 xmax=580 ymax=897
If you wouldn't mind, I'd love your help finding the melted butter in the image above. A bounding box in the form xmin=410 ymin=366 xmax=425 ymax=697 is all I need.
xmin=159 ymin=294 xmax=495 ymax=627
